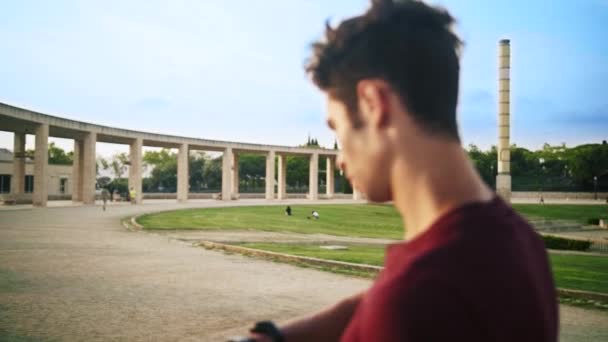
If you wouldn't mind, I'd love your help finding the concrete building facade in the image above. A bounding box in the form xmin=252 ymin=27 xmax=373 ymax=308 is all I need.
xmin=0 ymin=148 xmax=73 ymax=203
xmin=0 ymin=102 xmax=348 ymax=206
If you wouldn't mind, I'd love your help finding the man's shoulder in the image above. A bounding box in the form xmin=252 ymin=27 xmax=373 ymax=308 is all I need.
xmin=381 ymin=197 xmax=545 ymax=291
xmin=434 ymin=197 xmax=539 ymax=249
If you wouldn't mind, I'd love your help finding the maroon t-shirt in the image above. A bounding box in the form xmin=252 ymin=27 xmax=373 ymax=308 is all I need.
xmin=341 ymin=197 xmax=558 ymax=341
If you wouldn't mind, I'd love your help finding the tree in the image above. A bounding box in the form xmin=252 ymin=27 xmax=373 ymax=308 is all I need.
xmin=202 ymin=157 xmax=222 ymax=190
xmin=567 ymin=144 xmax=608 ymax=190
xmin=48 ymin=143 xmax=73 ymax=165
xmin=238 ymin=154 xmax=266 ymax=191
xmin=466 ymin=144 xmax=496 ymax=188
xmin=98 ymin=157 xmax=109 ymax=173
xmin=26 ymin=142 xmax=73 ymax=165
xmin=109 ymin=153 xmax=129 ymax=179
xmin=462 ymin=143 xmax=608 ymax=192
xmin=143 ymin=149 xmax=177 ymax=192
xmin=189 ymin=152 xmax=207 ymax=192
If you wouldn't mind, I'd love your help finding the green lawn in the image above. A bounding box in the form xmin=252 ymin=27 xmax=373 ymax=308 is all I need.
xmin=140 ymin=204 xmax=608 ymax=294
xmin=549 ymin=254 xmax=608 ymax=293
xmin=138 ymin=203 xmax=608 ymax=239
xmin=138 ymin=204 xmax=404 ymax=239
xmin=240 ymin=243 xmax=608 ymax=294
xmin=512 ymin=204 xmax=608 ymax=224
xmin=241 ymin=243 xmax=386 ymax=266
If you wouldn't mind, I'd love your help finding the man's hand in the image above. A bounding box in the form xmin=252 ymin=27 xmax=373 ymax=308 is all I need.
xmin=248 ymin=333 xmax=273 ymax=342
xmin=233 ymin=292 xmax=364 ymax=342
xmin=227 ymin=334 xmax=271 ymax=342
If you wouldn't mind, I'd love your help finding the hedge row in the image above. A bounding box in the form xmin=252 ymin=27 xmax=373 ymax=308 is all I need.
xmin=587 ymin=218 xmax=607 ymax=225
xmin=542 ymin=235 xmax=591 ymax=251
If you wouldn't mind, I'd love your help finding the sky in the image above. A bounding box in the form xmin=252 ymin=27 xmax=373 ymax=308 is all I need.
xmin=0 ymin=0 xmax=606 ymax=156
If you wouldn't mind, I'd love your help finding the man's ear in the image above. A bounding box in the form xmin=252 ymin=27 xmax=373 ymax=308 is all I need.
xmin=356 ymin=79 xmax=390 ymax=128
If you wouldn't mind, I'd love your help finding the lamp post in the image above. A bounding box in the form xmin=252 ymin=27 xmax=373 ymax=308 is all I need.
xmin=490 ymin=164 xmax=495 ymax=190
xmin=539 ymin=158 xmax=545 ymax=204
xmin=594 ymin=176 xmax=598 ymax=200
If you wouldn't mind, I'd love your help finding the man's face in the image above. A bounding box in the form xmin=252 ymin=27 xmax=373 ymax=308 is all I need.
xmin=326 ymin=94 xmax=392 ymax=202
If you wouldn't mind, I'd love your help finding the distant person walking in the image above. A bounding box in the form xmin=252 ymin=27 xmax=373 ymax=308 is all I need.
xmin=101 ymin=188 xmax=110 ymax=211
xmin=113 ymin=190 xmax=119 ymax=202
xmin=129 ymin=187 xmax=137 ymax=205
xmin=285 ymin=206 xmax=292 ymax=216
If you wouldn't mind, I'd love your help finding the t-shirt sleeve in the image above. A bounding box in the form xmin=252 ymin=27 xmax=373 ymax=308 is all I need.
xmin=365 ymin=273 xmax=479 ymax=341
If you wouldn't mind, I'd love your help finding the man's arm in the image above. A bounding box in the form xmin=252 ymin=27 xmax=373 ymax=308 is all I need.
xmin=250 ymin=291 xmax=364 ymax=342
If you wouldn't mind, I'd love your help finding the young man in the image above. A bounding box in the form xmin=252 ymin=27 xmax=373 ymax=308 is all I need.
xmin=129 ymin=187 xmax=136 ymax=205
xmin=244 ymin=0 xmax=558 ymax=341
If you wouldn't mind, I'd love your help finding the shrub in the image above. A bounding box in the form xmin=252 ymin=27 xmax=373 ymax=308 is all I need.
xmin=542 ymin=235 xmax=591 ymax=251
xmin=587 ymin=218 xmax=607 ymax=225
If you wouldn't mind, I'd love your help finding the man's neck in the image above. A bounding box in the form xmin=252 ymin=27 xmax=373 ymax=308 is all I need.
xmin=391 ymin=140 xmax=494 ymax=241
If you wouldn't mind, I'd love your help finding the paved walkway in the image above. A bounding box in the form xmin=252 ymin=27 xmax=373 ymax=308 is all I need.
xmin=1 ymin=200 xmax=607 ymax=341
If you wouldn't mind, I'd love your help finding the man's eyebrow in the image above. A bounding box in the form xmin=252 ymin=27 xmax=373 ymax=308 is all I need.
xmin=326 ymin=118 xmax=336 ymax=130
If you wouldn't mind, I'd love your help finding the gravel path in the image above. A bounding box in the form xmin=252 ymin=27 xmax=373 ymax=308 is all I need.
xmin=1 ymin=200 xmax=607 ymax=341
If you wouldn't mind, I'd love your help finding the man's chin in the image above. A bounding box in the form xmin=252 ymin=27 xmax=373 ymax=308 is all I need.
xmin=364 ymin=189 xmax=392 ymax=203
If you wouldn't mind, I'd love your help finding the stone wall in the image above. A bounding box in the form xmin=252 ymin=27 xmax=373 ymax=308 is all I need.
xmin=512 ymin=191 xmax=608 ymax=200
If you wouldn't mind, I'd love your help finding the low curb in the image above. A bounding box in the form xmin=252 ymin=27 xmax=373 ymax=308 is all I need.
xmin=557 ymin=288 xmax=608 ymax=302
xmin=196 ymin=240 xmax=382 ymax=275
xmin=131 ymin=214 xmax=144 ymax=229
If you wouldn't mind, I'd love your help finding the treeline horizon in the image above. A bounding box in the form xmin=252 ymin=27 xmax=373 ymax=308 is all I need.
xmin=18 ymin=139 xmax=608 ymax=195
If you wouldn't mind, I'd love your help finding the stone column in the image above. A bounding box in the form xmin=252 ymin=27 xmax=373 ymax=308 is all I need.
xmin=32 ymin=124 xmax=49 ymax=207
xmin=11 ymin=132 xmax=26 ymax=196
xmin=277 ymin=154 xmax=287 ymax=200
xmin=221 ymin=147 xmax=233 ymax=201
xmin=496 ymin=39 xmax=512 ymax=202
xmin=265 ymin=150 xmax=275 ymax=200
xmin=72 ymin=139 xmax=83 ymax=202
xmin=309 ymin=153 xmax=318 ymax=200
xmin=231 ymin=153 xmax=239 ymax=200
xmin=82 ymin=131 xmax=97 ymax=205
xmin=177 ymin=143 xmax=189 ymax=202
xmin=129 ymin=138 xmax=143 ymax=204
xmin=326 ymin=156 xmax=335 ymax=199
xmin=353 ymin=189 xmax=363 ymax=201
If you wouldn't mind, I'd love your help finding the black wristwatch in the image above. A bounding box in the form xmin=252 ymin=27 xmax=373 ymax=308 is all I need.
xmin=250 ymin=321 xmax=285 ymax=342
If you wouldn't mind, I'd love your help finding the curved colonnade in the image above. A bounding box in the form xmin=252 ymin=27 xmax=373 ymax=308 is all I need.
xmin=0 ymin=102 xmax=362 ymax=207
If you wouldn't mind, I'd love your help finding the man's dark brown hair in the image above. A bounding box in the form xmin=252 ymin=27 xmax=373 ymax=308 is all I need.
xmin=306 ymin=0 xmax=463 ymax=140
